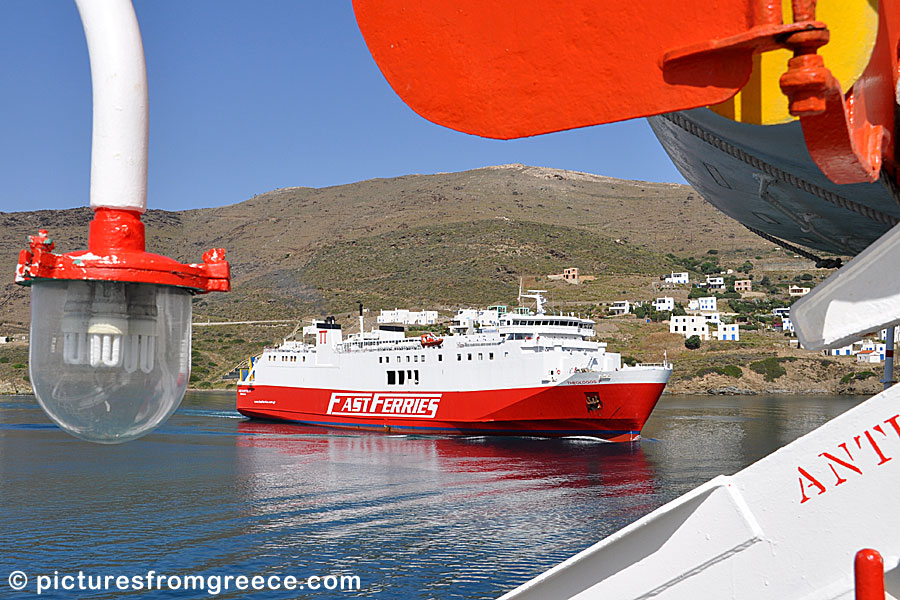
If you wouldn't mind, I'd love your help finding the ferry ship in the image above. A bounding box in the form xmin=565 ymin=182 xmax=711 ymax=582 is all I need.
xmin=236 ymin=293 xmax=671 ymax=441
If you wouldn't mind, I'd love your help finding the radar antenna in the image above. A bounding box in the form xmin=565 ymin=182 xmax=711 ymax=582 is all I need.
xmin=518 ymin=289 xmax=548 ymax=315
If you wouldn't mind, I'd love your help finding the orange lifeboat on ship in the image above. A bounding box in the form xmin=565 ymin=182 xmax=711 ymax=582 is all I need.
xmin=420 ymin=333 xmax=443 ymax=347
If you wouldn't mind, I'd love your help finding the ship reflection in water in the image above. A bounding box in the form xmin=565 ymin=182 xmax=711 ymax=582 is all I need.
xmin=0 ymin=392 xmax=866 ymax=599
xmin=233 ymin=420 xmax=662 ymax=596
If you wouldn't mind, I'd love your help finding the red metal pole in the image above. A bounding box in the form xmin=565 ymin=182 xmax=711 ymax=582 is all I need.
xmin=855 ymin=549 xmax=885 ymax=600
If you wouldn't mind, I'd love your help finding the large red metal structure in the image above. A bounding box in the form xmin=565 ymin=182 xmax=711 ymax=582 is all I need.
xmin=353 ymin=0 xmax=899 ymax=185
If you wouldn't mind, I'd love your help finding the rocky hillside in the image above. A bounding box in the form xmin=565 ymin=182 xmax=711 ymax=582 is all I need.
xmin=0 ymin=164 xmax=773 ymax=329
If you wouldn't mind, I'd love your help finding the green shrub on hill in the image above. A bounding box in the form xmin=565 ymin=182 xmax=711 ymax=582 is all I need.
xmin=749 ymin=357 xmax=787 ymax=381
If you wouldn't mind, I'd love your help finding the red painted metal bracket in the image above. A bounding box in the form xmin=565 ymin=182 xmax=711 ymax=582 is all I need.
xmin=15 ymin=209 xmax=231 ymax=293
xmin=781 ymin=54 xmax=884 ymax=183
xmin=775 ymin=10 xmax=887 ymax=185
xmin=662 ymin=21 xmax=826 ymax=67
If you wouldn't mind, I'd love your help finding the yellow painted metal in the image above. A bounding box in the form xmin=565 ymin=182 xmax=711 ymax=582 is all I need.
xmin=709 ymin=0 xmax=879 ymax=125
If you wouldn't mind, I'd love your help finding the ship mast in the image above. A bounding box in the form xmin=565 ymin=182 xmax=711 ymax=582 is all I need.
xmin=518 ymin=289 xmax=547 ymax=315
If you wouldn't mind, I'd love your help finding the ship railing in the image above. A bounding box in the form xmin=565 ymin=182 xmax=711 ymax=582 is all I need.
xmin=335 ymin=340 xmax=423 ymax=353
xmin=636 ymin=361 xmax=671 ymax=368
xmin=456 ymin=340 xmax=503 ymax=348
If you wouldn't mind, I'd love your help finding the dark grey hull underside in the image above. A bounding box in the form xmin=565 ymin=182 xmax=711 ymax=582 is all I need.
xmin=648 ymin=109 xmax=900 ymax=257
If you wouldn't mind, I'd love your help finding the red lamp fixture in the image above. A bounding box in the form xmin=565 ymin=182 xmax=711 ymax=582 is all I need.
xmin=15 ymin=208 xmax=230 ymax=443
xmin=14 ymin=0 xmax=231 ymax=442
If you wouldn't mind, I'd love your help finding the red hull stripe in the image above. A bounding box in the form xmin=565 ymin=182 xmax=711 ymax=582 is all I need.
xmin=236 ymin=380 xmax=666 ymax=441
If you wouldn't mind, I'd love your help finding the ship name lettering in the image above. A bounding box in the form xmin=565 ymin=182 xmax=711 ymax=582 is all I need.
xmin=796 ymin=413 xmax=900 ymax=505
xmin=326 ymin=392 xmax=441 ymax=418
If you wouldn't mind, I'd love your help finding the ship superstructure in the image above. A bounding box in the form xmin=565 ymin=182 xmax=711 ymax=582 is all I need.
xmin=237 ymin=294 xmax=671 ymax=441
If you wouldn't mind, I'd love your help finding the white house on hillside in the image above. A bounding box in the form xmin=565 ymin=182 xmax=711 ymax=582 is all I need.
xmin=689 ymin=296 xmax=718 ymax=312
xmin=781 ymin=316 xmax=795 ymax=334
xmin=670 ymin=316 xmax=709 ymax=341
xmin=857 ymin=341 xmax=887 ymax=363
xmin=879 ymin=326 xmax=900 ymax=341
xmin=827 ymin=344 xmax=856 ymax=356
xmin=653 ymin=297 xmax=675 ymax=312
xmin=703 ymin=312 xmax=721 ymax=326
xmin=609 ymin=300 xmax=631 ymax=316
xmin=716 ymin=324 xmax=740 ymax=341
xmin=706 ymin=276 xmax=725 ymax=290
xmin=665 ymin=272 xmax=689 ymax=284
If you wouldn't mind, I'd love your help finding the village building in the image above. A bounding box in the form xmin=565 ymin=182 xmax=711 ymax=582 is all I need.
xmin=857 ymin=341 xmax=887 ymax=363
xmin=702 ymin=312 xmax=722 ymax=326
xmin=734 ymin=279 xmax=752 ymax=292
xmin=652 ymin=297 xmax=675 ymax=312
xmin=789 ymin=285 xmax=811 ymax=297
xmin=689 ymin=296 xmax=718 ymax=312
xmin=826 ymin=344 xmax=856 ymax=357
xmin=665 ymin=272 xmax=690 ymax=285
xmin=705 ymin=276 xmax=725 ymax=290
xmin=879 ymin=326 xmax=900 ymax=341
xmin=609 ymin=300 xmax=631 ymax=316
xmin=716 ymin=323 xmax=740 ymax=341
xmin=670 ymin=316 xmax=710 ymax=341
xmin=781 ymin=316 xmax=795 ymax=334
xmin=547 ymin=267 xmax=597 ymax=284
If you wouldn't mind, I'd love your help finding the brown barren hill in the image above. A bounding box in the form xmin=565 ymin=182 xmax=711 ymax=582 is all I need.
xmin=0 ymin=164 xmax=770 ymax=326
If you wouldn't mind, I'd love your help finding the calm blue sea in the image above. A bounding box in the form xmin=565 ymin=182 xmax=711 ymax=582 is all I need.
xmin=0 ymin=392 xmax=865 ymax=599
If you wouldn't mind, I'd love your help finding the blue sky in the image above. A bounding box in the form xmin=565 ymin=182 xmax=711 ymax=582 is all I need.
xmin=0 ymin=1 xmax=686 ymax=213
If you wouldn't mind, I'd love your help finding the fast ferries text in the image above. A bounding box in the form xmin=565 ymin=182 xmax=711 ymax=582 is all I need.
xmin=327 ymin=393 xmax=442 ymax=419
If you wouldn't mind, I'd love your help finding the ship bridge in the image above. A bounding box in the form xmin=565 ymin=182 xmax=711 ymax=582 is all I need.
xmin=499 ymin=314 xmax=594 ymax=340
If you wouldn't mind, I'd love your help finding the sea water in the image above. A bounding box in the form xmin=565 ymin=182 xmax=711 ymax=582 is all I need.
xmin=0 ymin=392 xmax=865 ymax=599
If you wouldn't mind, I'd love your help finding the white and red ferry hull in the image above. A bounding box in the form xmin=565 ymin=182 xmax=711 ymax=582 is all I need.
xmin=236 ymin=380 xmax=667 ymax=441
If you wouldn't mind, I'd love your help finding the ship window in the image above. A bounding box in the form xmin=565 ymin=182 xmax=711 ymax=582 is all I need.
xmin=467 ymin=353 xmax=472 ymax=361
xmin=438 ymin=355 xmax=443 ymax=362
xmin=457 ymin=354 xmax=461 ymax=361
xmin=478 ymin=353 xmax=483 ymax=360
xmin=414 ymin=370 xmax=419 ymax=385
xmin=421 ymin=354 xmax=425 ymax=362
xmin=385 ymin=356 xmax=389 ymax=363
xmin=407 ymin=370 xmax=413 ymax=382
xmin=397 ymin=356 xmax=401 ymax=363
xmin=414 ymin=355 xmax=418 ymax=363
xmin=387 ymin=371 xmax=396 ymax=385
xmin=398 ymin=370 xmax=405 ymax=384
xmin=379 ymin=356 xmax=383 ymax=363
xmin=407 ymin=355 xmax=411 ymax=363
xmin=489 ymin=352 xmax=494 ymax=360
xmin=505 ymin=352 xmax=509 ymax=357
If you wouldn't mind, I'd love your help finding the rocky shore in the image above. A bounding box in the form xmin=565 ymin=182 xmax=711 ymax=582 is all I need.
xmin=665 ymin=356 xmax=885 ymax=396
